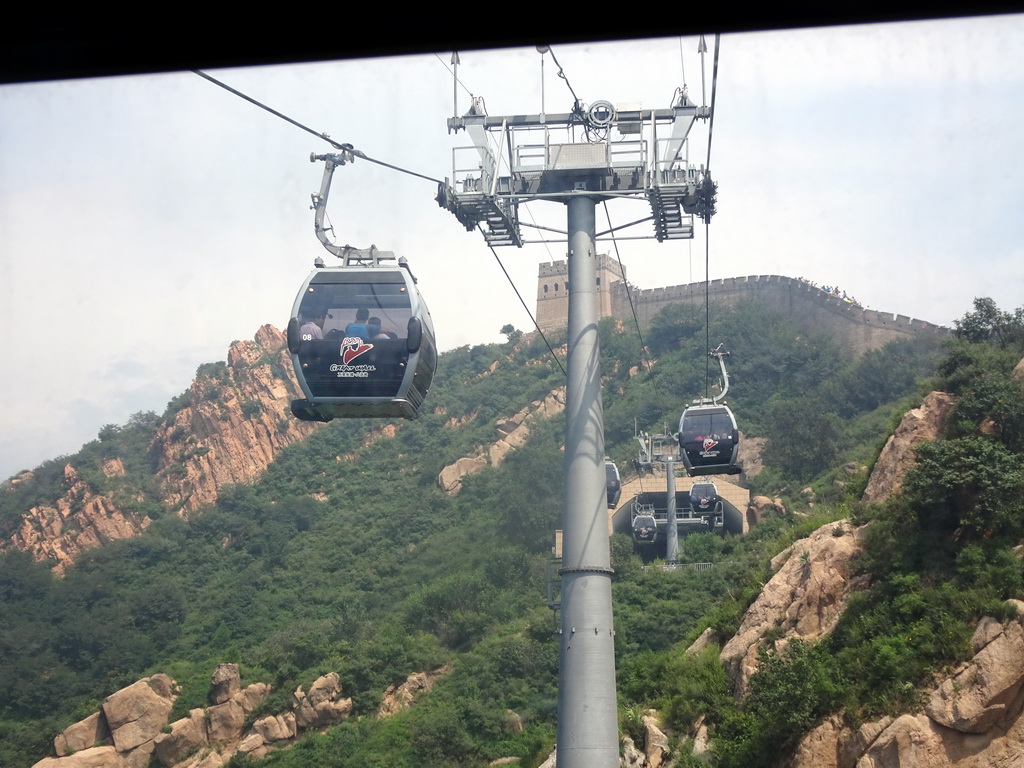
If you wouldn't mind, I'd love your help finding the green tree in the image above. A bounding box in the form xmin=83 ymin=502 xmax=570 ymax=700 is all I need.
xmin=763 ymin=396 xmax=844 ymax=483
xmin=903 ymin=437 xmax=1024 ymax=541
xmin=953 ymin=297 xmax=1024 ymax=347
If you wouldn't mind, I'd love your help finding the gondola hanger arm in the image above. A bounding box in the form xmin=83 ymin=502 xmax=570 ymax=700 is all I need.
xmin=309 ymin=149 xmax=390 ymax=265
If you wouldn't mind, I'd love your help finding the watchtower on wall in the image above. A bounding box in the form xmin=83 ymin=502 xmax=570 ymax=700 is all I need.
xmin=537 ymin=254 xmax=627 ymax=333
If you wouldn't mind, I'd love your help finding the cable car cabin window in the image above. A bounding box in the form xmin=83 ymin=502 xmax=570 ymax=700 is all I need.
xmin=296 ymin=276 xmax=413 ymax=400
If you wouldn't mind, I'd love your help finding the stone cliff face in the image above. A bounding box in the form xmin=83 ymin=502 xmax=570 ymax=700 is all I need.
xmin=6 ymin=461 xmax=152 ymax=574
xmin=717 ymin=383 xmax=1024 ymax=767
xmin=153 ymin=325 xmax=318 ymax=517
xmin=862 ymin=391 xmax=956 ymax=504
xmin=4 ymin=325 xmax=320 ymax=571
xmin=437 ymin=387 xmax=566 ymax=495
xmin=788 ymin=603 xmax=1024 ymax=768
xmin=719 ymin=520 xmax=869 ymax=697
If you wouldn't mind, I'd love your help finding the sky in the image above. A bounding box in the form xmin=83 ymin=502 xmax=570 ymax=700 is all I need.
xmin=1 ymin=15 xmax=1023 ymax=481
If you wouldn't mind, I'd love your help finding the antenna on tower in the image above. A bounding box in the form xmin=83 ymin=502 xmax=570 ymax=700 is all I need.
xmin=451 ymin=51 xmax=461 ymax=121
xmin=699 ymin=35 xmax=709 ymax=112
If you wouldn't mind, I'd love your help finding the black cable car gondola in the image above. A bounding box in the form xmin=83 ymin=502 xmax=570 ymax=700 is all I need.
xmin=689 ymin=480 xmax=724 ymax=531
xmin=631 ymin=510 xmax=658 ymax=544
xmin=678 ymin=404 xmax=740 ymax=475
xmin=689 ymin=480 xmax=722 ymax=515
xmin=678 ymin=344 xmax=741 ymax=476
xmin=288 ymin=151 xmax=437 ymax=421
xmin=605 ymin=458 xmax=622 ymax=509
xmin=287 ymin=249 xmax=436 ymax=421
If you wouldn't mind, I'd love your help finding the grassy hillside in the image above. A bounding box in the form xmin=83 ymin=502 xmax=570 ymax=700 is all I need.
xmin=5 ymin=297 xmax=1006 ymax=768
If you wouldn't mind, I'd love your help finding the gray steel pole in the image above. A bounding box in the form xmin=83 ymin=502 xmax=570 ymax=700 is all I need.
xmin=665 ymin=456 xmax=678 ymax=565
xmin=557 ymin=194 xmax=619 ymax=768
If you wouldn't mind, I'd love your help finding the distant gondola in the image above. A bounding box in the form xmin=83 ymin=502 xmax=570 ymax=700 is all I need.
xmin=287 ymin=255 xmax=436 ymax=421
xmin=689 ymin=480 xmax=723 ymax=530
xmin=631 ymin=512 xmax=658 ymax=544
xmin=605 ymin=459 xmax=622 ymax=509
xmin=689 ymin=481 xmax=721 ymax=514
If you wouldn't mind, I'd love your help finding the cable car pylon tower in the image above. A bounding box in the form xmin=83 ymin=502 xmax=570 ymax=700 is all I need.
xmin=439 ymin=43 xmax=717 ymax=768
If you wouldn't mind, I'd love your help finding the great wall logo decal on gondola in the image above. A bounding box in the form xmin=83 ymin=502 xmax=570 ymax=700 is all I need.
xmin=701 ymin=437 xmax=719 ymax=456
xmin=329 ymin=337 xmax=377 ymax=378
xmin=341 ymin=337 xmax=373 ymax=364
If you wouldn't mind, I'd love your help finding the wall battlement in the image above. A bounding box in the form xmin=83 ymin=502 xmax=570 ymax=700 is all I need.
xmin=536 ymin=269 xmax=946 ymax=355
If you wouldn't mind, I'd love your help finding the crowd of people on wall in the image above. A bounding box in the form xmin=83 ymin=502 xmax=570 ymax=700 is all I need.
xmin=795 ymin=277 xmax=863 ymax=308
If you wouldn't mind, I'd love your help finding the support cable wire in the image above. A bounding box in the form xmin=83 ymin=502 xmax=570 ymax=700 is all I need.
xmin=547 ymin=47 xmax=582 ymax=113
xmin=192 ymin=70 xmax=444 ymax=185
xmin=484 ymin=235 xmax=566 ymax=376
xmin=602 ymin=202 xmax=653 ymax=376
xmin=702 ymin=34 xmax=721 ymax=400
xmin=546 ymin=47 xmax=607 ymax=142
xmin=195 ymin=68 xmax=563 ymax=382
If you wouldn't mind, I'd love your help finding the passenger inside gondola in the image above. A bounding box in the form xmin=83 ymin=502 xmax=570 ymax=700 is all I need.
xmin=300 ymin=308 xmax=326 ymax=340
xmin=345 ymin=307 xmax=371 ymax=340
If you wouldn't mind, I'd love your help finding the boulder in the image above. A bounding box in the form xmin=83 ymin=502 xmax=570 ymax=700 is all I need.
xmin=235 ymin=733 xmax=267 ymax=760
xmin=31 ymin=746 xmax=125 ymax=768
xmin=232 ymin=682 xmax=271 ymax=714
xmin=253 ymin=712 xmax=296 ymax=743
xmin=102 ymin=679 xmax=174 ymax=752
xmin=642 ymin=714 xmax=669 ymax=768
xmin=926 ymin=601 xmax=1024 ymax=733
xmin=503 ymin=710 xmax=524 ymax=734
xmin=153 ymin=709 xmax=208 ymax=766
xmin=720 ymin=521 xmax=867 ymax=695
xmin=206 ymin=700 xmax=244 ymax=743
xmin=55 ymin=712 xmax=111 ymax=756
xmin=621 ymin=736 xmax=645 ymax=768
xmin=685 ymin=627 xmax=716 ymax=656
xmin=291 ymin=675 xmax=353 ymax=730
xmin=788 ymin=606 xmax=1024 ymax=767
xmin=437 ymin=452 xmax=487 ymax=495
xmin=122 ymin=740 xmax=155 ymax=768
xmin=209 ymin=664 xmax=240 ymax=705
xmin=692 ymin=717 xmax=712 ymax=760
xmin=738 ymin=434 xmax=767 ymax=481
xmin=862 ymin=391 xmax=955 ymax=504
xmin=1012 ymin=356 xmax=1024 ymax=383
xmin=306 ymin=673 xmax=341 ymax=706
xmin=377 ymin=665 xmax=452 ymax=718
xmin=179 ymin=752 xmax=224 ymax=768
xmin=147 ymin=674 xmax=177 ymax=701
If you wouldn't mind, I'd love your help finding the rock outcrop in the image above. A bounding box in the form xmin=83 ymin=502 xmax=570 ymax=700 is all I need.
xmin=377 ymin=665 xmax=452 ymax=717
xmin=862 ymin=391 xmax=955 ymax=504
xmin=788 ymin=602 xmax=1024 ymax=767
xmin=6 ymin=463 xmax=152 ymax=574
xmin=153 ymin=325 xmax=318 ymax=516
xmin=720 ymin=520 xmax=868 ymax=696
xmin=6 ymin=326 xmax=320 ymax=571
xmin=34 ymin=665 xmax=356 ymax=768
xmin=437 ymin=388 xmax=566 ymax=495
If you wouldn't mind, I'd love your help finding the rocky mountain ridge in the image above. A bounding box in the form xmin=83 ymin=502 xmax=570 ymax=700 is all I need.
xmin=2 ymin=326 xmax=317 ymax=571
